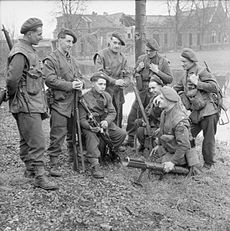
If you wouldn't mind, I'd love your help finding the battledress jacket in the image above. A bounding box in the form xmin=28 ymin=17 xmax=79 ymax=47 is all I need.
xmin=158 ymin=103 xmax=191 ymax=165
xmin=135 ymin=53 xmax=173 ymax=91
xmin=43 ymin=49 xmax=82 ymax=118
xmin=174 ymin=64 xmax=219 ymax=124
xmin=79 ymin=88 xmax=116 ymax=130
xmin=6 ymin=39 xmax=47 ymax=114
xmin=93 ymin=47 xmax=130 ymax=106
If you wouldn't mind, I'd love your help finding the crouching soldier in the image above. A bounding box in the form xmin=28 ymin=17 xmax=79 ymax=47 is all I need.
xmin=154 ymin=86 xmax=200 ymax=174
xmin=135 ymin=75 xmax=163 ymax=153
xmin=79 ymin=72 xmax=127 ymax=178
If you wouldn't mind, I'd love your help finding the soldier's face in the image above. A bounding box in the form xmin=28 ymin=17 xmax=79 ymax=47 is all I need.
xmin=181 ymin=56 xmax=194 ymax=70
xmin=109 ymin=37 xmax=121 ymax=53
xmin=93 ymin=78 xmax=106 ymax=93
xmin=59 ymin=35 xmax=74 ymax=53
xmin=28 ymin=27 xmax=43 ymax=45
xmin=156 ymin=94 xmax=168 ymax=109
xmin=148 ymin=81 xmax=162 ymax=97
xmin=146 ymin=46 xmax=157 ymax=58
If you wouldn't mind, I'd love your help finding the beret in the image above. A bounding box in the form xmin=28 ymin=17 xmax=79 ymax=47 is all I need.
xmin=181 ymin=48 xmax=198 ymax=62
xmin=20 ymin=18 xmax=43 ymax=34
xmin=111 ymin=32 xmax=125 ymax=46
xmin=160 ymin=86 xmax=180 ymax=102
xmin=58 ymin=28 xmax=77 ymax=44
xmin=90 ymin=72 xmax=108 ymax=82
xmin=145 ymin=38 xmax=160 ymax=51
xmin=150 ymin=75 xmax=164 ymax=86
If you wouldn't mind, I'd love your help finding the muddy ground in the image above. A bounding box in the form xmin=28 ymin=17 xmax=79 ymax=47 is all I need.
xmin=1 ymin=101 xmax=230 ymax=231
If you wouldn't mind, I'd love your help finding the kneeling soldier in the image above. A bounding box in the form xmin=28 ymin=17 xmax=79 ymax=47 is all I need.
xmin=79 ymin=72 xmax=127 ymax=178
xmin=154 ymin=86 xmax=200 ymax=173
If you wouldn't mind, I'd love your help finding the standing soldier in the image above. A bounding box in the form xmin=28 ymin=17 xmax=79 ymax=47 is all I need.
xmin=6 ymin=18 xmax=58 ymax=190
xmin=93 ymin=32 xmax=130 ymax=128
xmin=174 ymin=48 xmax=220 ymax=171
xmin=43 ymin=28 xmax=83 ymax=177
xmin=124 ymin=38 xmax=173 ymax=148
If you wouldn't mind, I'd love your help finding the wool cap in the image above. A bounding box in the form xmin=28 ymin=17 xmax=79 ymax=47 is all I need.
xmin=111 ymin=32 xmax=125 ymax=46
xmin=58 ymin=28 xmax=77 ymax=44
xmin=145 ymin=38 xmax=160 ymax=51
xmin=90 ymin=72 xmax=108 ymax=82
xmin=20 ymin=18 xmax=43 ymax=34
xmin=181 ymin=48 xmax=198 ymax=62
xmin=150 ymin=75 xmax=164 ymax=86
xmin=160 ymin=86 xmax=180 ymax=102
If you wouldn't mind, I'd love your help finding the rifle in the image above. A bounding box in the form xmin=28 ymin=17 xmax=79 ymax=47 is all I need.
xmin=2 ymin=25 xmax=13 ymax=50
xmin=0 ymin=25 xmax=12 ymax=105
xmin=73 ymin=91 xmax=85 ymax=172
xmin=79 ymin=97 xmax=120 ymax=162
xmin=130 ymin=73 xmax=153 ymax=152
xmin=123 ymin=157 xmax=189 ymax=186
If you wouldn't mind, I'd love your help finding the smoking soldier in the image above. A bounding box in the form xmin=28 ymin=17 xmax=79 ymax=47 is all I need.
xmin=124 ymin=38 xmax=173 ymax=148
xmin=174 ymin=48 xmax=220 ymax=170
xmin=93 ymin=32 xmax=130 ymax=128
xmin=79 ymin=72 xmax=126 ymax=179
xmin=43 ymin=28 xmax=83 ymax=177
xmin=6 ymin=18 xmax=58 ymax=190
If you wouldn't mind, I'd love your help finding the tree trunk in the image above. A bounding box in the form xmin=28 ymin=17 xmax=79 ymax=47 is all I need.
xmin=135 ymin=0 xmax=146 ymax=62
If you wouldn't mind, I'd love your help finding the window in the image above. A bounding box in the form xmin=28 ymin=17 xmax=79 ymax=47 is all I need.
xmin=189 ymin=33 xmax=192 ymax=46
xmin=177 ymin=33 xmax=182 ymax=47
xmin=211 ymin=30 xmax=216 ymax=43
xmin=164 ymin=33 xmax=168 ymax=45
xmin=127 ymin=33 xmax=131 ymax=39
xmin=197 ymin=33 xmax=200 ymax=46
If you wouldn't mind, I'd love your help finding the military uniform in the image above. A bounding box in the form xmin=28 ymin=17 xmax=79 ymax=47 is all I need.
xmin=174 ymin=48 xmax=219 ymax=168
xmin=6 ymin=18 xmax=58 ymax=190
xmin=79 ymin=88 xmax=126 ymax=167
xmin=93 ymin=37 xmax=130 ymax=128
xmin=43 ymin=49 xmax=82 ymax=167
xmin=126 ymin=39 xmax=173 ymax=145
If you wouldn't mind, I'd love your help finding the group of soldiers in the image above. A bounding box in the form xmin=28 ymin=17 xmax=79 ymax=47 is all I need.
xmin=4 ymin=17 xmax=221 ymax=190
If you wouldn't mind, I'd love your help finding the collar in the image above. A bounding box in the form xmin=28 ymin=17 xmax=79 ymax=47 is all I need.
xmin=19 ymin=39 xmax=35 ymax=50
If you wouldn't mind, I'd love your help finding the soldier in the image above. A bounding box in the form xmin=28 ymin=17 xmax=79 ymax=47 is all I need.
xmin=154 ymin=86 xmax=200 ymax=173
xmin=43 ymin=28 xmax=83 ymax=177
xmin=135 ymin=75 xmax=163 ymax=152
xmin=79 ymin=72 xmax=127 ymax=178
xmin=124 ymin=38 xmax=173 ymax=147
xmin=174 ymin=48 xmax=219 ymax=171
xmin=93 ymin=32 xmax=130 ymax=128
xmin=6 ymin=18 xmax=58 ymax=190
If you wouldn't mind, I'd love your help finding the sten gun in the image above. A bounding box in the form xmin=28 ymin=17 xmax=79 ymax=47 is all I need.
xmin=79 ymin=97 xmax=120 ymax=162
xmin=123 ymin=157 xmax=189 ymax=186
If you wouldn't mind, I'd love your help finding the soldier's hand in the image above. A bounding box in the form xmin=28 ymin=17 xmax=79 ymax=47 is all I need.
xmin=100 ymin=120 xmax=108 ymax=129
xmin=149 ymin=63 xmax=159 ymax=74
xmin=90 ymin=126 xmax=101 ymax=133
xmin=136 ymin=61 xmax=145 ymax=72
xmin=189 ymin=74 xmax=199 ymax=85
xmin=72 ymin=80 xmax=83 ymax=90
xmin=115 ymin=79 xmax=125 ymax=87
xmin=163 ymin=161 xmax=175 ymax=173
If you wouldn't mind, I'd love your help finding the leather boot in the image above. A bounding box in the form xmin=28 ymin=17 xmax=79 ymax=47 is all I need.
xmin=91 ymin=165 xmax=104 ymax=179
xmin=34 ymin=165 xmax=59 ymax=190
xmin=49 ymin=157 xmax=62 ymax=177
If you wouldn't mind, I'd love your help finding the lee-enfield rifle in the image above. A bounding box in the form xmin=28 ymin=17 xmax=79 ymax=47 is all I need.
xmin=123 ymin=157 xmax=189 ymax=186
xmin=79 ymin=97 xmax=120 ymax=162
xmin=73 ymin=90 xmax=85 ymax=172
xmin=130 ymin=73 xmax=153 ymax=153
xmin=0 ymin=25 xmax=12 ymax=105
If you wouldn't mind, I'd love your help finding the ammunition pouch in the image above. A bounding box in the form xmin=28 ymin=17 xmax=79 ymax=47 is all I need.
xmin=45 ymin=88 xmax=54 ymax=108
xmin=26 ymin=70 xmax=43 ymax=95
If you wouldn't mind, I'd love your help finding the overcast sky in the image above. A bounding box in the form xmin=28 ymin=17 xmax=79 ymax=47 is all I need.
xmin=0 ymin=0 xmax=169 ymax=38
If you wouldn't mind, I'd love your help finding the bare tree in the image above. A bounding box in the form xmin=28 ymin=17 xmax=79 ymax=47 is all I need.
xmin=135 ymin=0 xmax=146 ymax=62
xmin=56 ymin=0 xmax=88 ymax=29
